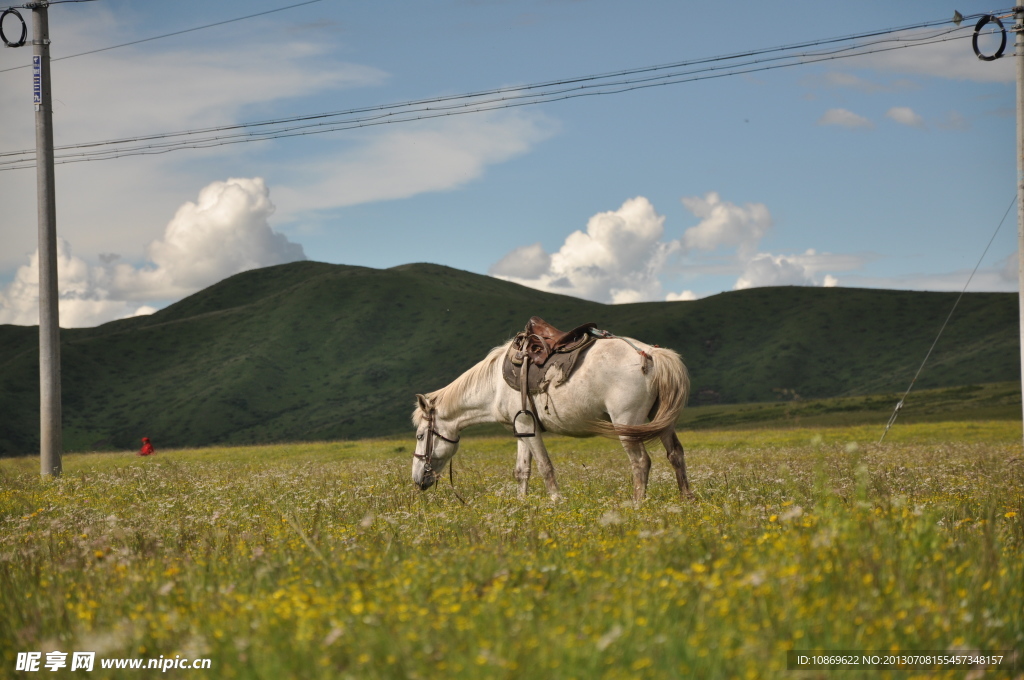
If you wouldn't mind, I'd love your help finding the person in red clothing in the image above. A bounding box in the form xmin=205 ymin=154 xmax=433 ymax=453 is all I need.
xmin=138 ymin=437 xmax=155 ymax=456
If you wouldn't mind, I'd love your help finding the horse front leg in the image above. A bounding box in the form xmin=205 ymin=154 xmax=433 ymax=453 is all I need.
xmin=525 ymin=436 xmax=561 ymax=501
xmin=515 ymin=439 xmax=532 ymax=497
xmin=620 ymin=438 xmax=652 ymax=503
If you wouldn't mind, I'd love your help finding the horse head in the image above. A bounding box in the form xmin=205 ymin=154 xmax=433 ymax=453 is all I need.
xmin=411 ymin=393 xmax=461 ymax=491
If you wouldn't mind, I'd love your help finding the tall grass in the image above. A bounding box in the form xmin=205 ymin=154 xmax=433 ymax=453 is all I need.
xmin=1 ymin=423 xmax=1021 ymax=679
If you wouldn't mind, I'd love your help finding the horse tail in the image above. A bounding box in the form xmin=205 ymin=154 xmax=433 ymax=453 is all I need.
xmin=591 ymin=346 xmax=690 ymax=442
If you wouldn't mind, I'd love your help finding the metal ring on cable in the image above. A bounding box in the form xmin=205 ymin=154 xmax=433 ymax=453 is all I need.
xmin=972 ymin=14 xmax=1006 ymax=61
xmin=0 ymin=8 xmax=28 ymax=48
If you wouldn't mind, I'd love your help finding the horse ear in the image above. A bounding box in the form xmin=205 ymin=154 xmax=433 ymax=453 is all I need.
xmin=416 ymin=394 xmax=433 ymax=413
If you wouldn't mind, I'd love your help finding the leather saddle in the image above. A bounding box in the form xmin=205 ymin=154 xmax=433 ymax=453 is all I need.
xmin=502 ymin=316 xmax=598 ymax=395
xmin=522 ymin=316 xmax=597 ymax=367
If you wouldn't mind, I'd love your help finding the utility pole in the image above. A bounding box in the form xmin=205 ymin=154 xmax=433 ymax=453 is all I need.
xmin=30 ymin=2 xmax=62 ymax=477
xmin=1017 ymin=5 xmax=1024 ymax=448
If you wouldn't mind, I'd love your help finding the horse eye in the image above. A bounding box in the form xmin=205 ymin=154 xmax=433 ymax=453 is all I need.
xmin=416 ymin=434 xmax=424 ymax=441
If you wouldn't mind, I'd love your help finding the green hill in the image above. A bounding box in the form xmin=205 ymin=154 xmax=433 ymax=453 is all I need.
xmin=0 ymin=261 xmax=1018 ymax=455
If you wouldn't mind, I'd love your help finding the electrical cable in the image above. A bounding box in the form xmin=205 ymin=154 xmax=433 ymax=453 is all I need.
xmin=0 ymin=14 xmax=988 ymax=149
xmin=2 ymin=22 xmax=969 ymax=156
xmin=0 ymin=20 xmax=990 ymax=170
xmin=0 ymin=26 xmax=966 ymax=163
xmin=877 ymin=193 xmax=1017 ymax=443
xmin=0 ymin=31 xmax=979 ymax=167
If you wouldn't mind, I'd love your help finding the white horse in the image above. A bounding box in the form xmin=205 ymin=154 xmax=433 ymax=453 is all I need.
xmin=410 ymin=336 xmax=692 ymax=501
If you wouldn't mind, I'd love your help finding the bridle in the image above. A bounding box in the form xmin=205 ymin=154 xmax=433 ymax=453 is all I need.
xmin=413 ymin=409 xmax=460 ymax=476
xmin=413 ymin=409 xmax=467 ymax=505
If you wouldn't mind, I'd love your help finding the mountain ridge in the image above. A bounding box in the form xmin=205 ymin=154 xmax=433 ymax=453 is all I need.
xmin=0 ymin=261 xmax=1018 ymax=454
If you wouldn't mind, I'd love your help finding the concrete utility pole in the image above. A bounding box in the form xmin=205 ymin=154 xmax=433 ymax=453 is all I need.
xmin=30 ymin=2 xmax=62 ymax=477
xmin=1017 ymin=5 xmax=1024 ymax=447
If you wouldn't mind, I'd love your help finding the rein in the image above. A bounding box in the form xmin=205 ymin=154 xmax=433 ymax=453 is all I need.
xmin=414 ymin=410 xmax=467 ymax=505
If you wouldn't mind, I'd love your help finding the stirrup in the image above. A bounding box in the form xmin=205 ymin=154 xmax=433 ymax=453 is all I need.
xmin=513 ymin=409 xmax=537 ymax=438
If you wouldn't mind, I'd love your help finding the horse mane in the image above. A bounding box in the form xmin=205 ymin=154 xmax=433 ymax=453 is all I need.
xmin=412 ymin=342 xmax=510 ymax=425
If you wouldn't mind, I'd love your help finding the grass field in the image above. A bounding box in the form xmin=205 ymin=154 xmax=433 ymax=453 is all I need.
xmin=1 ymin=423 xmax=1022 ymax=679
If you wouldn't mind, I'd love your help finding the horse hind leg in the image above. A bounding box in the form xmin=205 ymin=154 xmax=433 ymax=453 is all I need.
xmin=620 ymin=438 xmax=652 ymax=503
xmin=660 ymin=430 xmax=694 ymax=500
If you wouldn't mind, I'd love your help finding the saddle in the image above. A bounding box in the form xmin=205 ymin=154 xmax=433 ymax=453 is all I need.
xmin=502 ymin=317 xmax=599 ymax=437
xmin=522 ymin=317 xmax=598 ymax=367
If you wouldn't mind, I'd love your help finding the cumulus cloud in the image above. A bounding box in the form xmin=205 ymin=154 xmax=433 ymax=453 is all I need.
xmin=489 ymin=196 xmax=675 ymax=303
xmin=734 ymin=249 xmax=864 ymax=290
xmin=735 ymin=253 xmax=818 ymax=289
xmin=109 ymin=178 xmax=304 ymax=300
xmin=886 ymin=106 xmax=925 ymax=128
xmin=0 ymin=240 xmax=137 ymax=328
xmin=818 ymin=108 xmax=873 ymax=129
xmin=490 ymin=192 xmax=856 ymax=303
xmin=680 ymin=192 xmax=772 ymax=259
xmin=665 ymin=290 xmax=697 ymax=302
xmin=0 ymin=178 xmax=305 ymax=327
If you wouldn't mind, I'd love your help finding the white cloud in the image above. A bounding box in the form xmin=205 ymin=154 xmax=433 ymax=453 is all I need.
xmin=490 ymin=196 xmax=675 ymax=303
xmin=490 ymin=193 xmax=862 ymax=303
xmin=734 ymin=249 xmax=866 ymax=290
xmin=0 ymin=239 xmax=137 ymax=327
xmin=109 ymin=177 xmax=304 ymax=300
xmin=886 ymin=106 xmax=925 ymax=128
xmin=680 ymin=192 xmax=772 ymax=258
xmin=273 ymin=110 xmax=556 ymax=216
xmin=852 ymin=28 xmax=1013 ymax=83
xmin=0 ymin=178 xmax=305 ymax=327
xmin=489 ymin=243 xmax=551 ymax=279
xmin=817 ymin=108 xmax=873 ymax=129
xmin=735 ymin=253 xmax=816 ymax=289
xmin=665 ymin=290 xmax=697 ymax=301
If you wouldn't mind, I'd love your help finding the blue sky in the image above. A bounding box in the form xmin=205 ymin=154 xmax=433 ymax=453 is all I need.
xmin=0 ymin=0 xmax=1018 ymax=326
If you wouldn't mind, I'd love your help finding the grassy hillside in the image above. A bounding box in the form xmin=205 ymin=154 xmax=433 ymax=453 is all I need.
xmin=0 ymin=261 xmax=1019 ymax=454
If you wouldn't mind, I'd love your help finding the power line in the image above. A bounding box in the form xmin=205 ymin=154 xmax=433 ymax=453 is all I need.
xmin=0 ymin=21 xmax=972 ymax=157
xmin=878 ymin=193 xmax=1017 ymax=443
xmin=0 ymin=0 xmax=322 ymax=74
xmin=10 ymin=13 xmax=994 ymax=148
xmin=0 ymin=11 xmax=1008 ymax=170
xmin=5 ymin=33 xmax=975 ymax=167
